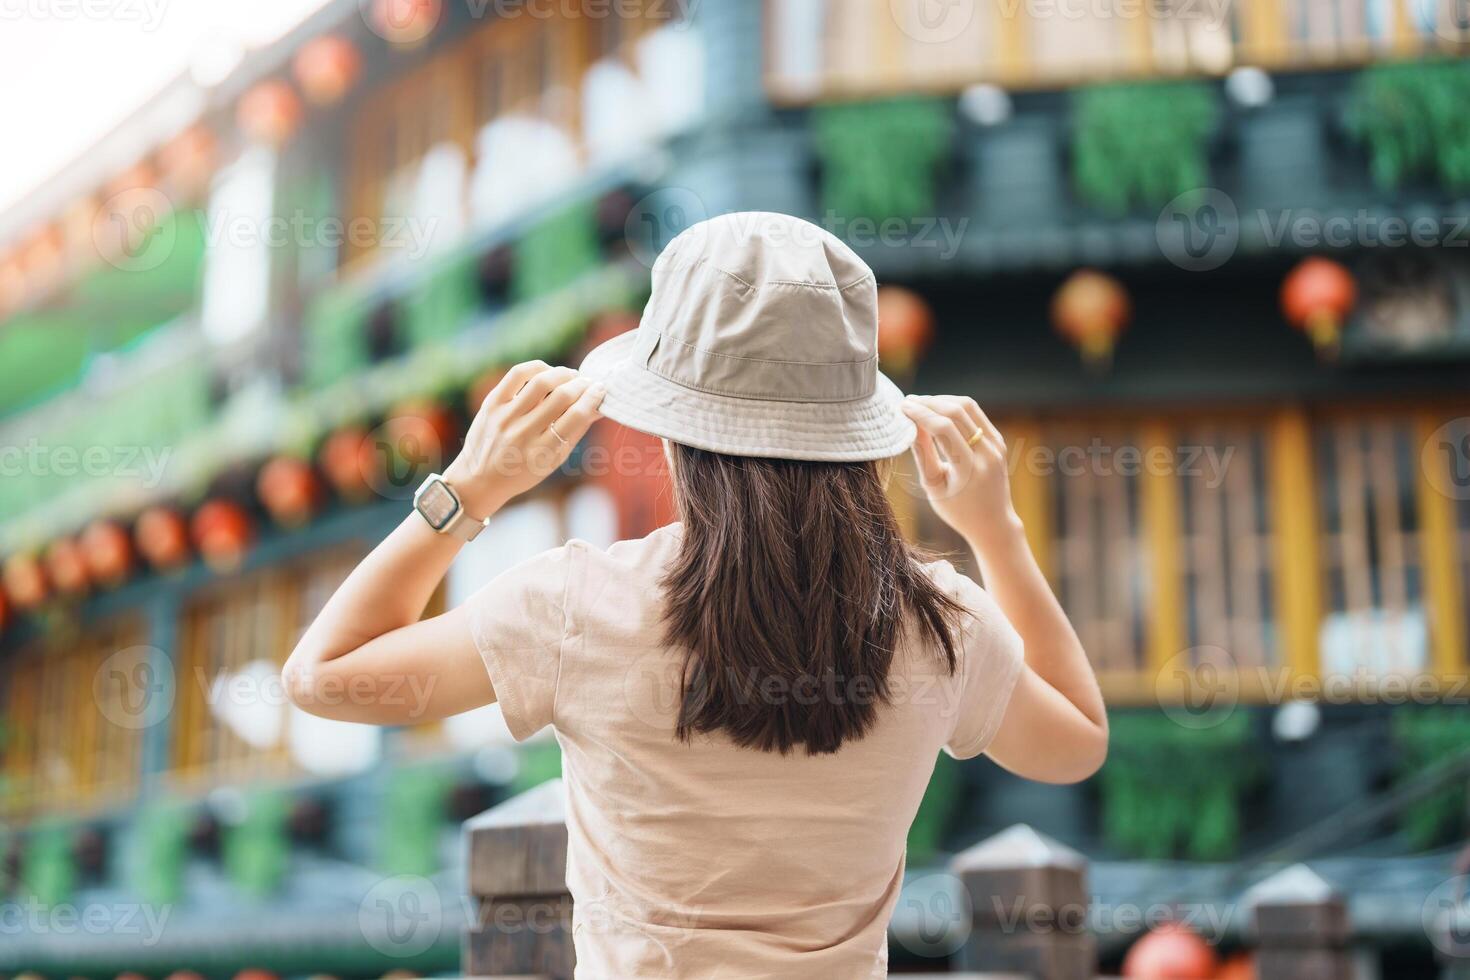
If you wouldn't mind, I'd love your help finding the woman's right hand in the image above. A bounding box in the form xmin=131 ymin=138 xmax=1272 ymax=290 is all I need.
xmin=900 ymin=394 xmax=1022 ymax=551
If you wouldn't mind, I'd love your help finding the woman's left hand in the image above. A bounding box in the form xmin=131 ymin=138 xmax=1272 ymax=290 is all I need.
xmin=442 ymin=360 xmax=606 ymax=516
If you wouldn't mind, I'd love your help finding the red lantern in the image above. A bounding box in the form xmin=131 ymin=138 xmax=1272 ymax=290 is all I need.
xmin=1052 ymin=269 xmax=1131 ymax=369
xmin=106 ymin=161 xmax=158 ymax=195
xmin=875 ymin=286 xmax=934 ymax=378
xmin=385 ymin=400 xmax=460 ymax=472
xmin=192 ymin=501 xmax=254 ymax=573
xmin=136 ymin=506 xmax=193 ymax=571
xmin=1282 ymin=257 xmax=1356 ymax=354
xmin=2 ymin=553 xmax=48 ymax=610
xmin=466 ymin=368 xmax=509 ymax=415
xmin=293 ymin=36 xmax=361 ymax=106
xmin=1217 ymin=952 xmax=1256 ymax=980
xmin=81 ymin=519 xmax=134 ymax=587
xmin=160 ymin=125 xmax=217 ymax=194
xmin=44 ymin=537 xmax=90 ymax=596
xmin=0 ymin=587 xmax=9 ymax=634
xmin=257 ymin=456 xmax=324 ymax=527
xmin=231 ymin=972 xmax=279 ymax=980
xmin=372 ymin=0 xmax=441 ymax=46
xmin=164 ymin=973 xmax=206 ymax=980
xmin=319 ymin=426 xmax=374 ymax=502
xmin=1122 ymin=922 xmax=1219 ymax=978
xmin=238 ymin=81 xmax=303 ymax=147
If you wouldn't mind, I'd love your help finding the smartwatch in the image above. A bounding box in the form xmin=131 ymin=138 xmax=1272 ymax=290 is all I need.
xmin=413 ymin=473 xmax=488 ymax=542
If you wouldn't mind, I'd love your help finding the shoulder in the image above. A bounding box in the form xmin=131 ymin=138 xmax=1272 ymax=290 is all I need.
xmin=917 ymin=556 xmax=1015 ymax=644
xmin=574 ymin=522 xmax=683 ymax=571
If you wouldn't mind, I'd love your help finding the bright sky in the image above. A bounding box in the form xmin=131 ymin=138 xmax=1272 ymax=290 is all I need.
xmin=0 ymin=0 xmax=333 ymax=213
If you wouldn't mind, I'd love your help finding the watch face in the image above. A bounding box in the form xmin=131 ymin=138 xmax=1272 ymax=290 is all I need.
xmin=416 ymin=479 xmax=459 ymax=530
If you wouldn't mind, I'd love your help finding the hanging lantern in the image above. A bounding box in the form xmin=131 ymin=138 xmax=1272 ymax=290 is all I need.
xmin=136 ymin=506 xmax=193 ymax=571
xmin=22 ymin=225 xmax=65 ymax=292
xmin=191 ymin=501 xmax=253 ymax=572
xmin=1282 ymin=257 xmax=1356 ymax=355
xmin=160 ymin=125 xmax=217 ymax=195
xmin=319 ymin=426 xmax=374 ymax=502
xmin=372 ymin=0 xmax=442 ymax=46
xmin=257 ymin=456 xmax=324 ymax=527
xmin=106 ymin=160 xmax=158 ymax=196
xmin=80 ymin=519 xmax=134 ymax=587
xmin=44 ymin=537 xmax=90 ymax=596
xmin=237 ymin=81 xmax=303 ymax=147
xmin=0 ymin=253 xmax=24 ymax=312
xmin=192 ymin=501 xmax=254 ymax=573
xmin=2 ymin=553 xmax=49 ymax=610
xmin=1052 ymin=269 xmax=1131 ymax=369
xmin=1122 ymin=922 xmax=1219 ymax=978
xmin=387 ymin=400 xmax=460 ymax=470
xmin=1217 ymin=952 xmax=1257 ymax=980
xmin=294 ymin=36 xmax=361 ymax=106
xmin=876 ymin=285 xmax=935 ymax=378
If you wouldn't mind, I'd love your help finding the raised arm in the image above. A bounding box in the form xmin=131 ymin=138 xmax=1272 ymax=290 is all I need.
xmin=902 ymin=395 xmax=1108 ymax=784
xmin=283 ymin=362 xmax=604 ymax=724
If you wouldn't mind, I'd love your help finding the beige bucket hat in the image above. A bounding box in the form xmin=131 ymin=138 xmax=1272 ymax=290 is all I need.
xmin=579 ymin=211 xmax=916 ymax=461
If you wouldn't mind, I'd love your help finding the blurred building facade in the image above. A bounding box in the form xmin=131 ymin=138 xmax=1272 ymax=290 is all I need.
xmin=0 ymin=0 xmax=1468 ymax=975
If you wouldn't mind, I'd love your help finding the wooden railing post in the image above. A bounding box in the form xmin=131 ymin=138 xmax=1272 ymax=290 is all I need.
xmin=1248 ymin=864 xmax=1351 ymax=980
xmin=463 ymin=779 xmax=573 ymax=979
xmin=949 ymin=824 xmax=1096 ymax=980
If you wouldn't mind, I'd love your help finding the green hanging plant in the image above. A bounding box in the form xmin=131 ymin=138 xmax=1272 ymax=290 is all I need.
xmin=223 ymin=791 xmax=291 ymax=898
xmin=512 ymin=200 xmax=602 ymax=304
xmin=1098 ymin=712 xmax=1259 ymax=861
xmin=1072 ymin=81 xmax=1218 ymax=215
xmin=510 ymin=742 xmax=563 ymax=797
xmin=1393 ymin=709 xmax=1470 ymax=849
xmin=23 ymin=822 xmax=76 ymax=906
xmin=1347 ymin=59 xmax=1470 ymax=193
xmin=907 ymin=751 xmax=961 ymax=863
xmin=130 ymin=803 xmax=194 ymax=906
xmin=302 ymin=284 xmax=372 ymax=388
xmin=405 ymin=246 xmax=480 ymax=348
xmin=382 ymin=764 xmax=456 ymax=877
xmin=812 ymin=97 xmax=953 ymax=223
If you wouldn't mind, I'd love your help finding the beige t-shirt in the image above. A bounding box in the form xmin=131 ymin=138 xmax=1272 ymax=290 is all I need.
xmin=467 ymin=522 xmax=1024 ymax=980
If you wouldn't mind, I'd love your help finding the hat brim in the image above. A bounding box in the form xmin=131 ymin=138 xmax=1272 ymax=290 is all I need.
xmin=579 ymin=330 xmax=916 ymax=462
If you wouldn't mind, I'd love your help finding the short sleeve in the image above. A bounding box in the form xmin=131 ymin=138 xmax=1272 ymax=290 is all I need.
xmin=464 ymin=544 xmax=576 ymax=741
xmin=940 ymin=566 xmax=1026 ymax=760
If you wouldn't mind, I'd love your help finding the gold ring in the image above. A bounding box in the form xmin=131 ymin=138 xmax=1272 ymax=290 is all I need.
xmin=549 ymin=423 xmax=569 ymax=447
xmin=967 ymin=428 xmax=985 ymax=448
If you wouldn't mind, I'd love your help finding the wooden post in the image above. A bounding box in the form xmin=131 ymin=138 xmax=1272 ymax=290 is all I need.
xmin=463 ymin=779 xmax=573 ymax=979
xmin=1248 ymin=864 xmax=1352 ymax=980
xmin=950 ymin=824 xmax=1096 ymax=979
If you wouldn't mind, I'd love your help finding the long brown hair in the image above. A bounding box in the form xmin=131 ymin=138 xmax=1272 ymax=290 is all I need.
xmin=661 ymin=443 xmax=966 ymax=755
